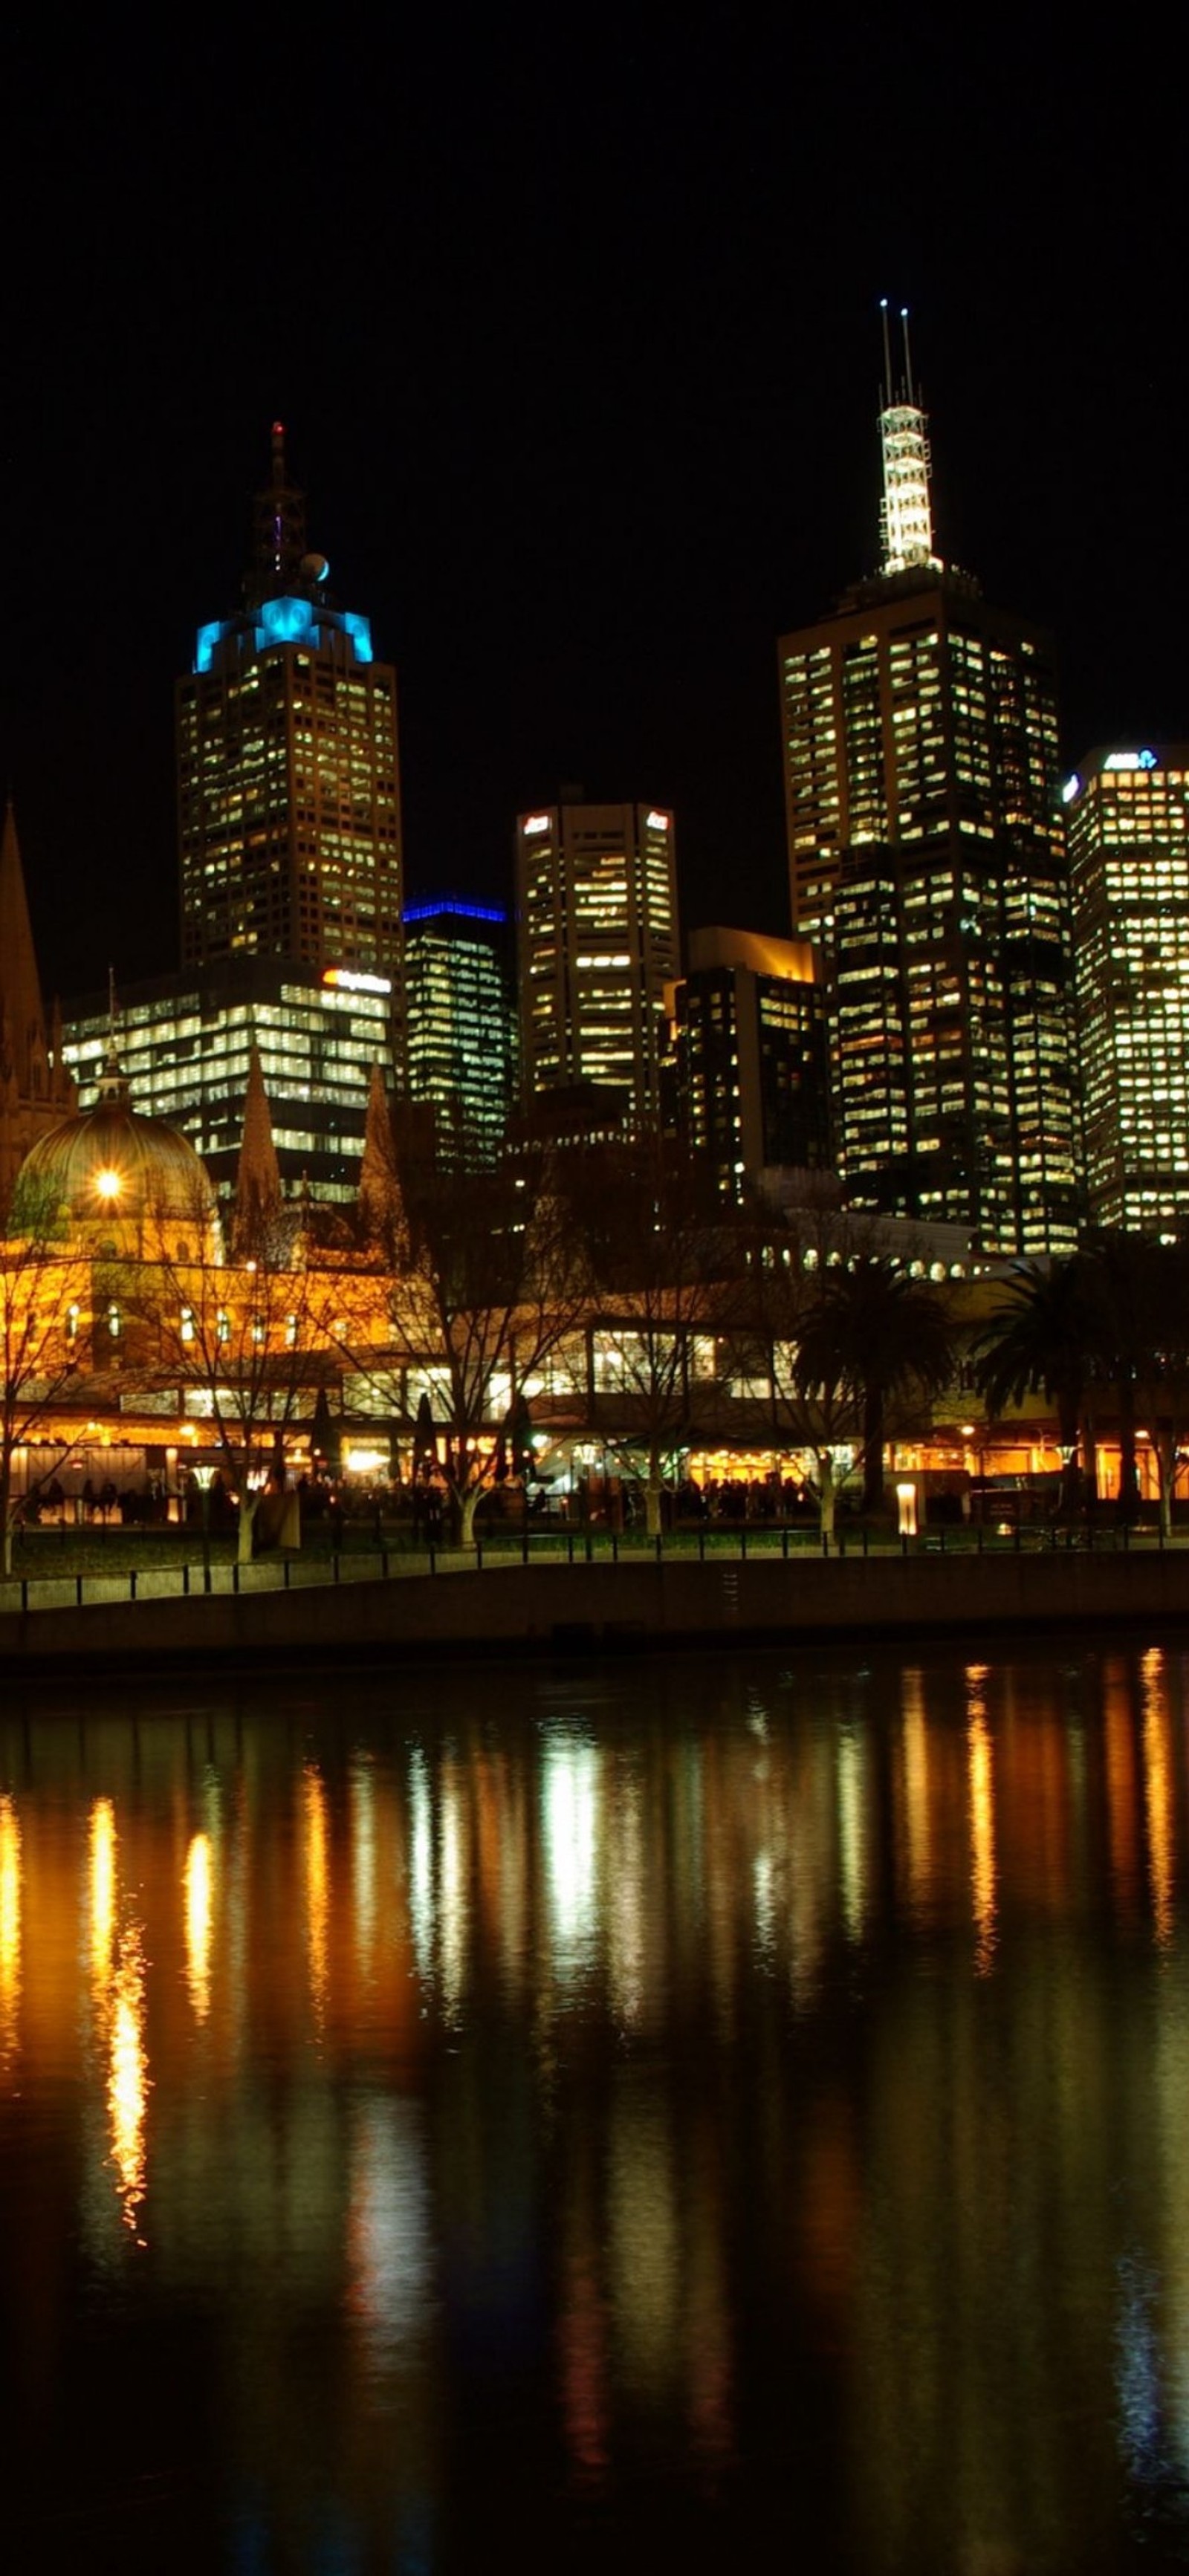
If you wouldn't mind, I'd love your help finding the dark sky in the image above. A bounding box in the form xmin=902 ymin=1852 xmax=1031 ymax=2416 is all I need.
xmin=3 ymin=15 xmax=1187 ymax=1000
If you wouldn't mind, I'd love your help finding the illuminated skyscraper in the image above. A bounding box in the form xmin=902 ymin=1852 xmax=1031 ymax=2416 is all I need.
xmin=777 ymin=311 xmax=1079 ymax=1253
xmin=404 ymin=899 xmax=515 ymax=1169
xmin=515 ymin=799 xmax=679 ymax=1134
xmin=176 ymin=426 xmax=404 ymax=1060
xmin=1067 ymin=747 xmax=1189 ymax=1232
xmin=669 ymin=927 xmax=830 ymax=1201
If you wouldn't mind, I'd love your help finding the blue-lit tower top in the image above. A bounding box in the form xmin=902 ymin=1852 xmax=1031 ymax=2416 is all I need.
xmin=193 ymin=421 xmax=374 ymax=675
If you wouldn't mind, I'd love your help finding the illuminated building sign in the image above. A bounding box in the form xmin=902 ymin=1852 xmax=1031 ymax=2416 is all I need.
xmin=646 ymin=810 xmax=671 ymax=831
xmin=522 ymin=814 xmax=551 ymax=837
xmin=322 ymin=967 xmax=392 ymax=995
xmin=1104 ymin=749 xmax=1159 ymax=772
xmin=1062 ymin=774 xmax=1081 ymax=805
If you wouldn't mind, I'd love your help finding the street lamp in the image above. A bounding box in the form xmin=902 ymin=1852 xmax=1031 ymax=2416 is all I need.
xmin=192 ymin=1458 xmax=218 ymax=1594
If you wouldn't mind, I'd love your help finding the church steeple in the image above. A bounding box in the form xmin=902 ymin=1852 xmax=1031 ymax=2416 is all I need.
xmin=233 ymin=1043 xmax=284 ymax=1252
xmin=0 ymin=801 xmax=48 ymax=1094
xmin=357 ymin=1062 xmax=409 ymax=1265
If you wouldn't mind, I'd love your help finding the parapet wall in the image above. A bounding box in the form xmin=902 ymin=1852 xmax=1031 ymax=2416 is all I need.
xmin=4 ymin=1547 xmax=1189 ymax=1670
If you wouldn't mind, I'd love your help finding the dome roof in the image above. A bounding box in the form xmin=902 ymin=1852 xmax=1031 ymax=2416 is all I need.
xmin=15 ymin=1062 xmax=217 ymax=1248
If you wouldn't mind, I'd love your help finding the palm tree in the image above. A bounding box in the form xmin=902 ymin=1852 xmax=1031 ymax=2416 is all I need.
xmin=973 ymin=1256 xmax=1095 ymax=1514
xmin=794 ymin=1260 xmax=955 ymax=1515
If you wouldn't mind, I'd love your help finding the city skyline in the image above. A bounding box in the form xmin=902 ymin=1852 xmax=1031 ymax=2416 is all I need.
xmin=4 ymin=25 xmax=1186 ymax=1005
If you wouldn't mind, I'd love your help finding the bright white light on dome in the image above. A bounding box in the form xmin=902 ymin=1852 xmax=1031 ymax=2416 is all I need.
xmin=94 ymin=1169 xmax=123 ymax=1201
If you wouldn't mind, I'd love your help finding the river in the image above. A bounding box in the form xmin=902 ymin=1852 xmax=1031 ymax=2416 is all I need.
xmin=1 ymin=1635 xmax=1188 ymax=2571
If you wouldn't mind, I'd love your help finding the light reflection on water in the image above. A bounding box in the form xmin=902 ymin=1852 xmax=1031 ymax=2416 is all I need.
xmin=2 ymin=1641 xmax=1189 ymax=2566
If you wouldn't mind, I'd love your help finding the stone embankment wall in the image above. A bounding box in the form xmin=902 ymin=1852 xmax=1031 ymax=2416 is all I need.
xmin=4 ymin=1549 xmax=1189 ymax=1669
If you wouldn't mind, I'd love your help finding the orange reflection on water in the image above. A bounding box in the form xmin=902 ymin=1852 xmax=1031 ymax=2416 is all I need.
xmin=966 ymin=1666 xmax=997 ymax=1976
xmin=108 ymin=1921 xmax=149 ymax=2239
xmin=89 ymin=1797 xmax=117 ymax=2011
xmin=0 ymin=1793 xmax=20 ymax=2071
xmin=184 ymin=1832 xmax=213 ymax=2021
xmin=304 ymin=1764 xmax=329 ymax=2030
xmin=899 ymin=1669 xmax=933 ymax=1918
xmin=1141 ymin=1648 xmax=1175 ymax=1951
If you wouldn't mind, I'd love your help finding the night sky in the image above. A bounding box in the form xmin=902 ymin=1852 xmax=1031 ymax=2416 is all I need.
xmin=4 ymin=17 xmax=1187 ymax=1002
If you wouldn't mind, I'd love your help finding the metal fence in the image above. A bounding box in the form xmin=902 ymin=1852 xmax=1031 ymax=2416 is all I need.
xmin=0 ymin=1514 xmax=1184 ymax=1616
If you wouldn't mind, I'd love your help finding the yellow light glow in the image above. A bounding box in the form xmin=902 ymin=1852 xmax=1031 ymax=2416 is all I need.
xmin=0 ymin=1794 xmax=21 ymax=2069
xmin=967 ymin=1670 xmax=997 ymax=1976
xmin=108 ymin=1921 xmax=149 ymax=2239
xmin=305 ymin=1764 xmax=329 ymax=2031
xmin=184 ymin=1832 xmax=213 ymax=2021
xmin=94 ymin=1167 xmax=123 ymax=1201
xmin=90 ymin=1797 xmax=116 ymax=2005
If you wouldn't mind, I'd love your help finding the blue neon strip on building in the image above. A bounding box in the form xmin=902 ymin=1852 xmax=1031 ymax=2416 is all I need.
xmin=404 ymin=899 xmax=508 ymax=925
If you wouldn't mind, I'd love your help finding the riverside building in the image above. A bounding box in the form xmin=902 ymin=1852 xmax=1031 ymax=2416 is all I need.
xmin=515 ymin=799 xmax=679 ymax=1135
xmin=777 ymin=309 xmax=1080 ymax=1254
xmin=1067 ymin=747 xmax=1189 ymax=1233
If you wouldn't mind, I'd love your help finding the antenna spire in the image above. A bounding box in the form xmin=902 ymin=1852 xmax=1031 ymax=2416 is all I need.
xmin=876 ymin=299 xmax=939 ymax=577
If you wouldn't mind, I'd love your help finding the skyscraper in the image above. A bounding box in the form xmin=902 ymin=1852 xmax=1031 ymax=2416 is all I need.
xmin=669 ymin=927 xmax=830 ymax=1201
xmin=1067 ymin=746 xmax=1189 ymax=1233
xmin=777 ymin=311 xmax=1080 ymax=1253
xmin=515 ymin=799 xmax=679 ymax=1134
xmin=404 ymin=899 xmax=516 ymax=1169
xmin=176 ymin=425 xmax=404 ymax=1060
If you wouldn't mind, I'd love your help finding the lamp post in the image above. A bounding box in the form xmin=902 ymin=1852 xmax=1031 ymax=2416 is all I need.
xmin=192 ymin=1459 xmax=218 ymax=1594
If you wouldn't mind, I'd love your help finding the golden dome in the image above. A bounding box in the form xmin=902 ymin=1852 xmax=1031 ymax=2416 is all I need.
xmin=15 ymin=1060 xmax=218 ymax=1258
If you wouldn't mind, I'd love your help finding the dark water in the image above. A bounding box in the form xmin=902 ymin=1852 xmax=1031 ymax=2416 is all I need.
xmin=2 ymin=1638 xmax=1189 ymax=2572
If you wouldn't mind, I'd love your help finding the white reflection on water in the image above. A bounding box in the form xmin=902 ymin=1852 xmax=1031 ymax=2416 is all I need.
xmin=438 ymin=1762 xmax=468 ymax=2024
xmin=184 ymin=1832 xmax=213 ymax=2022
xmin=609 ymin=2089 xmax=678 ymax=2397
xmin=543 ymin=1732 xmax=599 ymax=1982
xmin=837 ymin=1725 xmax=868 ymax=1944
xmin=607 ymin=1774 xmax=645 ymax=2028
xmin=346 ymin=2098 xmax=432 ymax=2377
xmin=408 ymin=1743 xmax=434 ymax=1986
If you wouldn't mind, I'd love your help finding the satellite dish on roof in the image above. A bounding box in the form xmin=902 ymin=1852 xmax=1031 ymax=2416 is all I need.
xmin=301 ymin=552 xmax=330 ymax=583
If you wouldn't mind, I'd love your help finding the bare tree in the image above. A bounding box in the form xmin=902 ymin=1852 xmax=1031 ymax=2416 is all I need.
xmin=0 ymin=1175 xmax=92 ymax=1574
xmin=333 ymin=1159 xmax=592 ymax=1545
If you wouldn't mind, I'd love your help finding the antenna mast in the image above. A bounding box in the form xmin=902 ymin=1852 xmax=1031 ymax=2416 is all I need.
xmin=877 ymin=300 xmax=939 ymax=577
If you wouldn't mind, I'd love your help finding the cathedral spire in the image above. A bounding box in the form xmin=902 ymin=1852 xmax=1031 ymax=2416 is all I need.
xmin=877 ymin=300 xmax=940 ymax=577
xmin=357 ymin=1062 xmax=409 ymax=1265
xmin=0 ymin=801 xmax=48 ymax=1092
xmin=233 ymin=1043 xmax=284 ymax=1252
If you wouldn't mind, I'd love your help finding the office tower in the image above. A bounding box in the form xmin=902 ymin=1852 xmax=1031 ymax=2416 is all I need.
xmin=515 ymin=799 xmax=679 ymax=1134
xmin=669 ymin=927 xmax=831 ymax=1201
xmin=1067 ymin=746 xmax=1189 ymax=1232
xmin=403 ymin=899 xmax=515 ymax=1170
xmin=60 ymin=957 xmax=397 ymax=1201
xmin=0 ymin=802 xmax=75 ymax=1210
xmin=176 ymin=424 xmax=404 ymax=1062
xmin=777 ymin=311 xmax=1079 ymax=1253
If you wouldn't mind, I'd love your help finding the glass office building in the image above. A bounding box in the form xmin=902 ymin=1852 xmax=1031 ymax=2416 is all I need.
xmin=61 ymin=958 xmax=395 ymax=1201
xmin=1068 ymin=747 xmax=1189 ymax=1233
xmin=404 ymin=901 xmax=515 ymax=1169
xmin=516 ymin=800 xmax=679 ymax=1135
